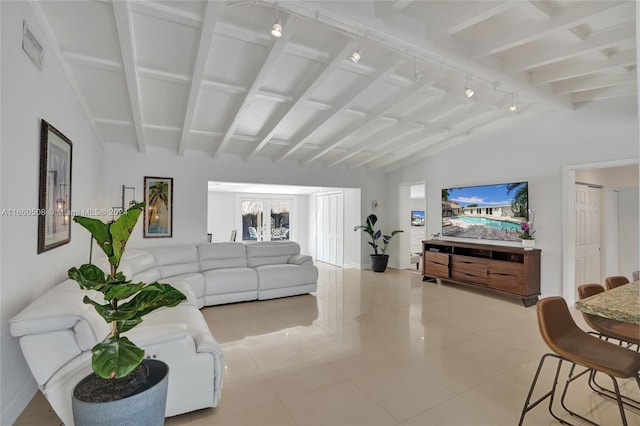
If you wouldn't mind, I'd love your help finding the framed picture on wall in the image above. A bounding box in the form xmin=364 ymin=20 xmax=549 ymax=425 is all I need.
xmin=143 ymin=176 xmax=173 ymax=238
xmin=38 ymin=120 xmax=73 ymax=253
xmin=411 ymin=210 xmax=425 ymax=226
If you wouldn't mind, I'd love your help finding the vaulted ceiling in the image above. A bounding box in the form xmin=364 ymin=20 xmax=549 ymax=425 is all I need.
xmin=30 ymin=1 xmax=637 ymax=172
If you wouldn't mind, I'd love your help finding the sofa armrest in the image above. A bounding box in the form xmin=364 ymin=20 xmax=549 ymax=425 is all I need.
xmin=288 ymin=254 xmax=313 ymax=266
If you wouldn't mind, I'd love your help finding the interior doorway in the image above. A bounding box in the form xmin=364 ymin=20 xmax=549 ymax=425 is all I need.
xmin=562 ymin=159 xmax=639 ymax=306
xmin=398 ymin=182 xmax=427 ymax=270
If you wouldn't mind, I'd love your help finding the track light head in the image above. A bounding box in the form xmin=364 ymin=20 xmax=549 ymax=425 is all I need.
xmin=415 ymin=71 xmax=424 ymax=81
xmin=271 ymin=19 xmax=283 ymax=37
xmin=270 ymin=3 xmax=283 ymax=38
xmin=509 ymin=92 xmax=517 ymax=111
xmin=350 ymin=48 xmax=363 ymax=64
xmin=464 ymin=87 xmax=474 ymax=98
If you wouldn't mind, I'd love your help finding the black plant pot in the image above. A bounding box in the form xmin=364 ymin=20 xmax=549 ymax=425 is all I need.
xmin=72 ymin=359 xmax=169 ymax=426
xmin=370 ymin=254 xmax=389 ymax=272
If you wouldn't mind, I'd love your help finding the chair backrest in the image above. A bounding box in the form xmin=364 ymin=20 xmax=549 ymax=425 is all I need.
xmin=605 ymin=275 xmax=629 ymax=290
xmin=536 ymin=297 xmax=578 ymax=354
xmin=577 ymin=283 xmax=604 ymax=300
xmin=230 ymin=229 xmax=237 ymax=241
xmin=633 ymin=270 xmax=639 ymax=281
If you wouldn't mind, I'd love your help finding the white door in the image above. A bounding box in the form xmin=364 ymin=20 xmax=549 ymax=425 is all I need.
xmin=575 ymin=184 xmax=601 ymax=287
xmin=315 ymin=192 xmax=344 ymax=266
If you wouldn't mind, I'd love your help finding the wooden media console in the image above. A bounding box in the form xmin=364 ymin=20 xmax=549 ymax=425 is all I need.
xmin=422 ymin=240 xmax=540 ymax=307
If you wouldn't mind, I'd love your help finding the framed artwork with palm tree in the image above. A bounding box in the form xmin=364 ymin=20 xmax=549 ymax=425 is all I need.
xmin=143 ymin=176 xmax=173 ymax=238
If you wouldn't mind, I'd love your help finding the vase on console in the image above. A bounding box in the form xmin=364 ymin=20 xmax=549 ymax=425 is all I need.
xmin=522 ymin=239 xmax=536 ymax=250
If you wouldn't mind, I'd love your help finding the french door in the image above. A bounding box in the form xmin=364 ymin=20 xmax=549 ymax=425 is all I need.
xmin=240 ymin=198 xmax=292 ymax=242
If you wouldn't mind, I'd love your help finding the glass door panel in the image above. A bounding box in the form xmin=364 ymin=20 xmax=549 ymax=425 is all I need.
xmin=242 ymin=201 xmax=263 ymax=241
xmin=270 ymin=200 xmax=291 ymax=240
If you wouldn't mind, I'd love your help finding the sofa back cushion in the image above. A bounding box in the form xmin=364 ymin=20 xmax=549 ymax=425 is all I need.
xmin=121 ymin=250 xmax=161 ymax=283
xmin=198 ymin=242 xmax=248 ymax=270
xmin=150 ymin=246 xmax=199 ymax=279
xmin=246 ymin=241 xmax=300 ymax=267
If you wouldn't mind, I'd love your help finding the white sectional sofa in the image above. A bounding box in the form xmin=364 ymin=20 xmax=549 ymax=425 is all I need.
xmin=120 ymin=241 xmax=318 ymax=308
xmin=9 ymin=280 xmax=224 ymax=426
xmin=10 ymin=241 xmax=318 ymax=425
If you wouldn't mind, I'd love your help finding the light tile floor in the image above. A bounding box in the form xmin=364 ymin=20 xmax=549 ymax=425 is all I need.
xmin=14 ymin=263 xmax=640 ymax=425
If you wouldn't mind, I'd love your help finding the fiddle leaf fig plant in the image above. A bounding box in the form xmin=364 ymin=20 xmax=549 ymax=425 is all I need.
xmin=68 ymin=202 xmax=186 ymax=379
xmin=354 ymin=214 xmax=403 ymax=255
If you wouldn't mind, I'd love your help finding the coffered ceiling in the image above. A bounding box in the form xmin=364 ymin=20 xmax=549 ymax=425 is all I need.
xmin=30 ymin=1 xmax=637 ymax=172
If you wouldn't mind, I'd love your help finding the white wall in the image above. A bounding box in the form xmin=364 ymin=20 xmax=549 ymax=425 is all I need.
xmin=386 ymin=94 xmax=639 ymax=298
xmin=1 ymin=3 xmax=105 ymax=423
xmin=618 ymin=187 xmax=640 ymax=277
xmin=102 ymin=144 xmax=386 ymax=264
xmin=207 ymin=191 xmax=235 ymax=241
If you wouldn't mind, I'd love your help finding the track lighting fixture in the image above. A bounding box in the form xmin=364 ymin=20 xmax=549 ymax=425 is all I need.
xmin=271 ymin=3 xmax=283 ymax=38
xmin=414 ymin=56 xmax=423 ymax=81
xmin=509 ymin=93 xmax=517 ymax=112
xmin=350 ymin=47 xmax=363 ymax=64
xmin=464 ymin=75 xmax=474 ymax=98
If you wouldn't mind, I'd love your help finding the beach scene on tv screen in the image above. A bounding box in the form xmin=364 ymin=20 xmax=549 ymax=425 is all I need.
xmin=442 ymin=182 xmax=528 ymax=241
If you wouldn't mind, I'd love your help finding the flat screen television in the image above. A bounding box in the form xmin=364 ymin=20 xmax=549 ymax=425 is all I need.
xmin=441 ymin=181 xmax=529 ymax=241
xmin=411 ymin=210 xmax=425 ymax=226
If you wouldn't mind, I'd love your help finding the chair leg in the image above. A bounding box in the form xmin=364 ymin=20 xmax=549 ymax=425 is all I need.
xmin=558 ymin=363 xmax=599 ymax=426
xmin=519 ymin=353 xmax=574 ymax=426
xmin=587 ymin=368 xmax=640 ymax=410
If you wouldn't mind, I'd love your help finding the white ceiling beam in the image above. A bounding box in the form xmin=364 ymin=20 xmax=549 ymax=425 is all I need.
xmin=130 ymin=1 xmax=203 ymax=29
xmin=349 ymin=103 xmax=482 ymax=169
xmin=113 ymin=1 xmax=146 ymax=153
xmin=62 ymin=51 xmax=123 ymax=72
xmin=571 ymin=83 xmax=637 ymax=103
xmin=138 ymin=67 xmax=191 ymax=84
xmin=245 ymin=39 xmax=356 ymax=160
xmin=391 ymin=1 xmax=415 ymax=12
xmin=530 ymin=49 xmax=636 ymax=85
xmin=553 ymin=73 xmax=636 ymax=95
xmin=177 ymin=2 xmax=222 ymax=155
xmin=303 ymin=73 xmax=439 ymax=165
xmin=471 ymin=1 xmax=626 ymax=59
xmin=438 ymin=1 xmax=513 ymax=35
xmin=505 ymin=22 xmax=636 ymax=72
xmin=277 ymin=58 xmax=403 ymax=162
xmin=213 ymin=16 xmax=294 ymax=158
xmin=330 ymin=98 xmax=464 ymax=168
xmin=369 ymin=108 xmax=508 ymax=171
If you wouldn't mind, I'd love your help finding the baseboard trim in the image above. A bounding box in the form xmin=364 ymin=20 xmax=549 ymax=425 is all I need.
xmin=1 ymin=378 xmax=37 ymax=425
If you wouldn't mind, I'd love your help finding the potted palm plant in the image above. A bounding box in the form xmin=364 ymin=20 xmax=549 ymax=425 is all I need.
xmin=354 ymin=214 xmax=403 ymax=272
xmin=68 ymin=202 xmax=186 ymax=426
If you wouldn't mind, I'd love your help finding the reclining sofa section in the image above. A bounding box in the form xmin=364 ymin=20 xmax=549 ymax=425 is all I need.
xmin=9 ymin=241 xmax=317 ymax=425
xmin=119 ymin=241 xmax=319 ymax=308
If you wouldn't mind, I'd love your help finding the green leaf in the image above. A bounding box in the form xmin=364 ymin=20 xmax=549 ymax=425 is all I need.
xmin=68 ymin=264 xmax=108 ymax=292
xmin=116 ymin=283 xmax=186 ymax=324
xmin=109 ymin=203 xmax=144 ymax=268
xmin=118 ymin=318 xmax=143 ymax=334
xmin=91 ymin=336 xmax=145 ymax=379
xmin=73 ymin=216 xmax=113 ymax=258
xmin=83 ymin=296 xmax=117 ymax=323
xmin=103 ymin=282 xmax=145 ymax=301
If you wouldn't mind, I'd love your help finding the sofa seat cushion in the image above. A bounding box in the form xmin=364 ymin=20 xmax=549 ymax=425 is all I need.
xmin=255 ymin=264 xmax=317 ymax=291
xmin=203 ymin=268 xmax=257 ymax=295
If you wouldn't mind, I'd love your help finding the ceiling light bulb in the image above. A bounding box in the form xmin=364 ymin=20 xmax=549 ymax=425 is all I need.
xmin=271 ymin=19 xmax=283 ymax=38
xmin=350 ymin=48 xmax=362 ymax=63
xmin=509 ymin=103 xmax=517 ymax=112
xmin=464 ymin=87 xmax=474 ymax=98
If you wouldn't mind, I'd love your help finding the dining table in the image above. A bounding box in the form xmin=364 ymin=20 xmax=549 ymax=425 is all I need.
xmin=575 ymin=280 xmax=640 ymax=325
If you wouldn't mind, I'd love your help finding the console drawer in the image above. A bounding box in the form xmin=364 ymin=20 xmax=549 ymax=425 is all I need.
xmin=451 ymin=255 xmax=488 ymax=285
xmin=425 ymin=252 xmax=449 ymax=278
